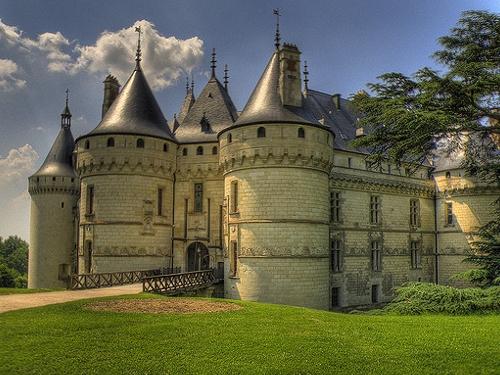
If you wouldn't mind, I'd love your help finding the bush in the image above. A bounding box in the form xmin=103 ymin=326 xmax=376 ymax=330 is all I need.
xmin=0 ymin=264 xmax=17 ymax=287
xmin=15 ymin=274 xmax=27 ymax=288
xmin=383 ymin=282 xmax=500 ymax=315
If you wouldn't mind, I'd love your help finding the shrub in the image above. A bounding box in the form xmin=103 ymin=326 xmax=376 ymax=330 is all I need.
xmin=0 ymin=264 xmax=17 ymax=287
xmin=383 ymin=282 xmax=500 ymax=315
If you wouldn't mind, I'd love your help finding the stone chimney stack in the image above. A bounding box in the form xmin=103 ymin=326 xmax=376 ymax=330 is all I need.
xmin=101 ymin=75 xmax=120 ymax=119
xmin=279 ymin=43 xmax=302 ymax=107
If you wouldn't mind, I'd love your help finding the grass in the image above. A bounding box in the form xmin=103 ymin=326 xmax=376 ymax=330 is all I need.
xmin=0 ymin=287 xmax=60 ymax=295
xmin=0 ymin=294 xmax=499 ymax=374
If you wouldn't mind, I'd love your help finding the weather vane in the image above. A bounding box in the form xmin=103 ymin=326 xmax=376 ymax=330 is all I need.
xmin=273 ymin=8 xmax=281 ymax=49
xmin=135 ymin=25 xmax=142 ymax=65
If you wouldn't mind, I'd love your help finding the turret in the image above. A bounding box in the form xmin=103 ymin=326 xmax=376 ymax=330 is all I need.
xmin=74 ymin=27 xmax=177 ymax=274
xmin=101 ymin=75 xmax=120 ymax=119
xmin=218 ymin=17 xmax=334 ymax=309
xmin=28 ymin=90 xmax=79 ymax=288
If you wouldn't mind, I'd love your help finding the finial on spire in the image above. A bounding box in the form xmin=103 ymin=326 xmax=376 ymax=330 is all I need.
xmin=61 ymin=88 xmax=71 ymax=128
xmin=185 ymin=76 xmax=189 ymax=94
xmin=303 ymin=60 xmax=309 ymax=91
xmin=273 ymin=8 xmax=281 ymax=49
xmin=135 ymin=25 xmax=142 ymax=69
xmin=223 ymin=64 xmax=229 ymax=91
xmin=210 ymin=48 xmax=217 ymax=78
xmin=191 ymin=73 xmax=194 ymax=91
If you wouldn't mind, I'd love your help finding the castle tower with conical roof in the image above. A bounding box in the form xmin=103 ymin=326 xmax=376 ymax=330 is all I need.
xmin=218 ymin=33 xmax=334 ymax=309
xmin=74 ymin=31 xmax=177 ymax=273
xmin=28 ymin=92 xmax=79 ymax=288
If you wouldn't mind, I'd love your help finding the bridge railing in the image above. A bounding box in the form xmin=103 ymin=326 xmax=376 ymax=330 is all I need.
xmin=142 ymin=269 xmax=220 ymax=295
xmin=69 ymin=267 xmax=181 ymax=290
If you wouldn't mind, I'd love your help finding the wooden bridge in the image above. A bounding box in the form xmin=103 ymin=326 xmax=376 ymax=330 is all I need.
xmin=142 ymin=269 xmax=222 ymax=295
xmin=68 ymin=267 xmax=222 ymax=296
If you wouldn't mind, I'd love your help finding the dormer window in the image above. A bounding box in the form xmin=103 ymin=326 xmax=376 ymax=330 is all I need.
xmin=107 ymin=137 xmax=115 ymax=147
xmin=200 ymin=116 xmax=211 ymax=133
xmin=136 ymin=138 xmax=144 ymax=148
xmin=257 ymin=127 xmax=266 ymax=138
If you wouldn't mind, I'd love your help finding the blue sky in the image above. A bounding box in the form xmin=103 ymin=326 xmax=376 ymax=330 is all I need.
xmin=0 ymin=0 xmax=499 ymax=240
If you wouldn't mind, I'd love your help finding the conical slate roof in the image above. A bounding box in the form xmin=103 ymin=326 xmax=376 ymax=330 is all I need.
xmin=233 ymin=51 xmax=317 ymax=127
xmin=174 ymin=77 xmax=238 ymax=143
xmin=32 ymin=126 xmax=76 ymax=177
xmin=87 ymin=66 xmax=175 ymax=141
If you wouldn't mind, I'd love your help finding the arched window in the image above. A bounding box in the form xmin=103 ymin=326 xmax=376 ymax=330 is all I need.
xmin=84 ymin=140 xmax=90 ymax=149
xmin=163 ymin=143 xmax=168 ymax=152
xmin=298 ymin=127 xmax=305 ymax=138
xmin=183 ymin=148 xmax=188 ymax=156
xmin=228 ymin=133 xmax=232 ymax=143
xmin=107 ymin=137 xmax=115 ymax=147
xmin=257 ymin=127 xmax=266 ymax=138
xmin=196 ymin=146 xmax=204 ymax=155
xmin=136 ymin=138 xmax=144 ymax=148
xmin=212 ymin=146 xmax=218 ymax=155
xmin=445 ymin=171 xmax=451 ymax=179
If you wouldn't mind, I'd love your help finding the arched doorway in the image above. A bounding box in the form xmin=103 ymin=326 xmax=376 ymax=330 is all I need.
xmin=187 ymin=242 xmax=210 ymax=272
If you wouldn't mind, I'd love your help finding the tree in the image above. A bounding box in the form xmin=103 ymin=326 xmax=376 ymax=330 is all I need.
xmin=0 ymin=264 xmax=16 ymax=288
xmin=351 ymin=10 xmax=500 ymax=285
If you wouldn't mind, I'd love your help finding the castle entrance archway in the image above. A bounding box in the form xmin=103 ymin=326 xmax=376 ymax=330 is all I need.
xmin=187 ymin=242 xmax=209 ymax=272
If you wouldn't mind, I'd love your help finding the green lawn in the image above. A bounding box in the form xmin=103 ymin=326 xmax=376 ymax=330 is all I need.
xmin=0 ymin=287 xmax=59 ymax=295
xmin=0 ymin=294 xmax=498 ymax=374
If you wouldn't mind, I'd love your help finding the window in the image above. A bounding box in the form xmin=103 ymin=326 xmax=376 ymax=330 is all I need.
xmin=371 ymin=285 xmax=379 ymax=303
xmin=230 ymin=181 xmax=238 ymax=213
xmin=230 ymin=241 xmax=238 ymax=277
xmin=331 ymin=287 xmax=340 ymax=308
xmin=370 ymin=196 xmax=381 ymax=224
xmin=330 ymin=192 xmax=341 ymax=222
xmin=86 ymin=185 xmax=94 ymax=215
xmin=107 ymin=137 xmax=115 ymax=147
xmin=52 ymin=177 xmax=56 ymax=181
xmin=157 ymin=188 xmax=164 ymax=216
xmin=212 ymin=146 xmax=218 ymax=155
xmin=410 ymin=241 xmax=421 ymax=269
xmin=61 ymin=202 xmax=64 ymax=209
xmin=84 ymin=140 xmax=90 ymax=149
xmin=298 ymin=127 xmax=305 ymax=138
xmin=182 ymin=148 xmax=188 ymax=156
xmin=410 ymin=199 xmax=420 ymax=227
xmin=194 ymin=183 xmax=203 ymax=212
xmin=196 ymin=146 xmax=203 ymax=155
xmin=257 ymin=127 xmax=266 ymax=138
xmin=348 ymin=157 xmax=352 ymax=168
xmin=163 ymin=143 xmax=168 ymax=152
xmin=445 ymin=171 xmax=451 ymax=179
xmin=331 ymin=239 xmax=342 ymax=272
xmin=446 ymin=202 xmax=453 ymax=226
xmin=136 ymin=138 xmax=144 ymax=148
xmin=228 ymin=133 xmax=232 ymax=143
xmin=371 ymin=240 xmax=381 ymax=271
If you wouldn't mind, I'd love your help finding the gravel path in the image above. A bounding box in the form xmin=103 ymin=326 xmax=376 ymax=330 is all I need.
xmin=0 ymin=284 xmax=143 ymax=313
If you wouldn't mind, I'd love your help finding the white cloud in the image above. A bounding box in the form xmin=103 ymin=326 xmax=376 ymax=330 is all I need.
xmin=0 ymin=191 xmax=30 ymax=241
xmin=0 ymin=58 xmax=26 ymax=90
xmin=0 ymin=19 xmax=204 ymax=91
xmin=0 ymin=144 xmax=39 ymax=188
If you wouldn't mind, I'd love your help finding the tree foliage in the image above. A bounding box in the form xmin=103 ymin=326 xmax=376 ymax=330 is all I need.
xmin=0 ymin=236 xmax=29 ymax=288
xmin=351 ymin=10 xmax=500 ymax=286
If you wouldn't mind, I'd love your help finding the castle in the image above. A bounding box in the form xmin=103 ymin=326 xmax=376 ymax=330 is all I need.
xmin=27 ymin=28 xmax=499 ymax=310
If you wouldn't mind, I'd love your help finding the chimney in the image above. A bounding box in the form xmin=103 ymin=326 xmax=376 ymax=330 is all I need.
xmin=332 ymin=94 xmax=341 ymax=110
xmin=101 ymin=75 xmax=120 ymax=119
xmin=279 ymin=43 xmax=302 ymax=107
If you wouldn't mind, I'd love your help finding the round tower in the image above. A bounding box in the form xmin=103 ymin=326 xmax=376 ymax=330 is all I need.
xmin=28 ymin=92 xmax=79 ymax=288
xmin=218 ymin=42 xmax=334 ymax=309
xmin=74 ymin=34 xmax=177 ymax=273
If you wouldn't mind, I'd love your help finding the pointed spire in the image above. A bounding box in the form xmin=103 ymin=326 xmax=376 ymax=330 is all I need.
xmin=61 ymin=88 xmax=71 ymax=128
xmin=223 ymin=64 xmax=229 ymax=91
xmin=210 ymin=48 xmax=217 ymax=78
xmin=273 ymin=8 xmax=281 ymax=50
xmin=135 ymin=25 xmax=142 ymax=70
xmin=303 ymin=60 xmax=309 ymax=92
